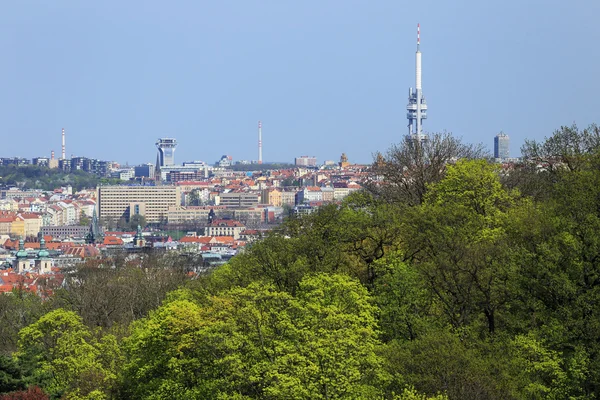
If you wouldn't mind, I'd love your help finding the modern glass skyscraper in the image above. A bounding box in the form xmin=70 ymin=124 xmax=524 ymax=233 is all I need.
xmin=494 ymin=132 xmax=509 ymax=159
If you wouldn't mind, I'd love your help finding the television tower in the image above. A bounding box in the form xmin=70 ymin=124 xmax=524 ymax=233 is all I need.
xmin=258 ymin=121 xmax=263 ymax=164
xmin=406 ymin=23 xmax=428 ymax=141
xmin=61 ymin=128 xmax=66 ymax=159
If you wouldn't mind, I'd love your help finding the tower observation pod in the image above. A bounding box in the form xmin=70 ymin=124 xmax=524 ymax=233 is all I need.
xmin=156 ymin=138 xmax=178 ymax=167
xmin=406 ymin=23 xmax=428 ymax=141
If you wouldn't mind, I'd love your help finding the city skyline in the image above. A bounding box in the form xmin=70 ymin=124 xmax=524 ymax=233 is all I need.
xmin=0 ymin=1 xmax=598 ymax=165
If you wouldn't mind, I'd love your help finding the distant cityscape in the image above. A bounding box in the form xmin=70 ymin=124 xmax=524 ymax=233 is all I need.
xmin=0 ymin=23 xmax=515 ymax=282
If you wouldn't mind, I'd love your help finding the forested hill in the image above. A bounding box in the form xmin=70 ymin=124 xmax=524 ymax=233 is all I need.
xmin=2 ymin=125 xmax=600 ymax=399
xmin=0 ymin=165 xmax=120 ymax=191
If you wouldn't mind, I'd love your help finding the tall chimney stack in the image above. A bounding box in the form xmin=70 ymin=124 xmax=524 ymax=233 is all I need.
xmin=258 ymin=121 xmax=263 ymax=165
xmin=61 ymin=128 xmax=66 ymax=160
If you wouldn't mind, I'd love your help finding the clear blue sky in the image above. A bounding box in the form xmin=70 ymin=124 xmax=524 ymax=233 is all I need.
xmin=1 ymin=0 xmax=598 ymax=165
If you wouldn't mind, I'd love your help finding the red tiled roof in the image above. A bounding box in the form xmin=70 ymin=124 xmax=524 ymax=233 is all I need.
xmin=103 ymin=236 xmax=124 ymax=246
xmin=213 ymin=236 xmax=235 ymax=244
xmin=63 ymin=245 xmax=101 ymax=258
xmin=209 ymin=219 xmax=245 ymax=227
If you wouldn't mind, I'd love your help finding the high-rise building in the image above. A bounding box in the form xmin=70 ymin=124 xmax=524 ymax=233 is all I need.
xmin=494 ymin=132 xmax=510 ymax=159
xmin=156 ymin=138 xmax=178 ymax=167
xmin=97 ymin=185 xmax=181 ymax=224
xmin=134 ymin=163 xmax=155 ymax=179
xmin=295 ymin=156 xmax=317 ymax=167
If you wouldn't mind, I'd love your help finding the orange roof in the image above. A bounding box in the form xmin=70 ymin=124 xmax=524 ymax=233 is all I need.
xmin=180 ymin=236 xmax=212 ymax=244
xmin=103 ymin=236 xmax=124 ymax=246
xmin=19 ymin=213 xmax=42 ymax=219
xmin=209 ymin=219 xmax=245 ymax=227
xmin=63 ymin=245 xmax=100 ymax=258
xmin=213 ymin=236 xmax=235 ymax=244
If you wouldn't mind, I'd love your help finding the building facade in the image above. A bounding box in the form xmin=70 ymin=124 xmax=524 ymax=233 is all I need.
xmin=205 ymin=219 xmax=246 ymax=240
xmin=494 ymin=132 xmax=510 ymax=159
xmin=41 ymin=225 xmax=90 ymax=239
xmin=97 ymin=185 xmax=181 ymax=224
xmin=218 ymin=192 xmax=260 ymax=208
xmin=295 ymin=156 xmax=317 ymax=167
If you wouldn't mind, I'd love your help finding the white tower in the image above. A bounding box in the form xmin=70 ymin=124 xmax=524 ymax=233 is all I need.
xmin=61 ymin=128 xmax=66 ymax=160
xmin=406 ymin=24 xmax=428 ymax=141
xmin=258 ymin=121 xmax=263 ymax=164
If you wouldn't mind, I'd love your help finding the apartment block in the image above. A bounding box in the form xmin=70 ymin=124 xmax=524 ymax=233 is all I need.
xmin=218 ymin=192 xmax=260 ymax=208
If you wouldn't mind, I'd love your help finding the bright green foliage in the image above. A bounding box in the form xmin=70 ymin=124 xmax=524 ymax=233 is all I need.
xmin=372 ymin=251 xmax=431 ymax=341
xmin=406 ymin=159 xmax=519 ymax=334
xmin=425 ymin=159 xmax=515 ymax=218
xmin=11 ymin=126 xmax=600 ymax=398
xmin=121 ymin=299 xmax=209 ymax=399
xmin=210 ymin=192 xmax=405 ymax=295
xmin=122 ymin=274 xmax=384 ymax=399
xmin=287 ymin=274 xmax=385 ymax=399
xmin=16 ymin=309 xmax=117 ymax=399
xmin=394 ymin=386 xmax=448 ymax=400
xmin=507 ymin=334 xmax=590 ymax=400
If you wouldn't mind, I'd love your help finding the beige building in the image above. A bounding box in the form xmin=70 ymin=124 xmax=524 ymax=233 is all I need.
xmin=280 ymin=190 xmax=298 ymax=207
xmin=0 ymin=216 xmax=15 ymax=235
xmin=205 ymin=219 xmax=246 ymax=240
xmin=167 ymin=206 xmax=227 ymax=224
xmin=97 ymin=185 xmax=182 ymax=224
xmin=261 ymin=189 xmax=282 ymax=207
xmin=321 ymin=187 xmax=335 ymax=202
xmin=19 ymin=213 xmax=43 ymax=237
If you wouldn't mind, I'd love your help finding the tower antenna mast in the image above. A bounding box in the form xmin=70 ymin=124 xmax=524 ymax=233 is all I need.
xmin=406 ymin=23 xmax=428 ymax=141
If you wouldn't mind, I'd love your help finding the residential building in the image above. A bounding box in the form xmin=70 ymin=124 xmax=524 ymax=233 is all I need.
xmin=321 ymin=187 xmax=335 ymax=202
xmin=32 ymin=157 xmax=50 ymax=167
xmin=232 ymin=208 xmax=265 ymax=227
xmin=295 ymin=156 xmax=317 ymax=167
xmin=261 ymin=189 xmax=282 ymax=207
xmin=296 ymin=187 xmax=323 ymax=205
xmin=19 ymin=213 xmax=43 ymax=237
xmin=0 ymin=216 xmax=15 ymax=235
xmin=41 ymin=225 xmax=90 ymax=239
xmin=205 ymin=219 xmax=246 ymax=240
xmin=280 ymin=190 xmax=298 ymax=207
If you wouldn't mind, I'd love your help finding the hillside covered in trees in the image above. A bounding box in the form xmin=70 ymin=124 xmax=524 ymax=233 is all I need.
xmin=0 ymin=165 xmax=120 ymax=191
xmin=2 ymin=124 xmax=600 ymax=399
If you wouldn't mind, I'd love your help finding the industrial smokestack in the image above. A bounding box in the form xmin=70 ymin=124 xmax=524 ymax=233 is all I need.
xmin=61 ymin=128 xmax=66 ymax=160
xmin=51 ymin=150 xmax=55 ymax=160
xmin=258 ymin=121 xmax=263 ymax=165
